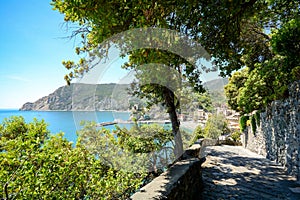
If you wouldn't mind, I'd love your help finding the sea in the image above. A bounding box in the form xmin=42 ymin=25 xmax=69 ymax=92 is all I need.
xmin=0 ymin=109 xmax=130 ymax=143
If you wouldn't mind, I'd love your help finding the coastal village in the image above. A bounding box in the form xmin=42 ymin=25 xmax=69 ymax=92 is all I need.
xmin=180 ymin=105 xmax=240 ymax=132
xmin=129 ymin=101 xmax=240 ymax=134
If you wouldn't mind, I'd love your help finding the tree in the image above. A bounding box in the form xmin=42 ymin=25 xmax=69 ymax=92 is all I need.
xmin=225 ymin=16 xmax=300 ymax=114
xmin=51 ymin=0 xmax=300 ymax=86
xmin=204 ymin=113 xmax=229 ymax=139
xmin=195 ymin=0 xmax=299 ymax=75
xmin=0 ymin=116 xmax=145 ymax=199
xmin=194 ymin=92 xmax=213 ymax=112
xmin=224 ymin=68 xmax=249 ymax=112
xmin=51 ymin=0 xmax=299 ymax=153
xmin=191 ymin=125 xmax=205 ymax=144
xmin=78 ymin=121 xmax=174 ymax=174
xmin=51 ymin=0 xmax=210 ymax=157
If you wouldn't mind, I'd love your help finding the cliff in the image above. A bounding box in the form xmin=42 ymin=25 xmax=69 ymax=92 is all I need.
xmin=20 ymin=78 xmax=227 ymax=112
xmin=20 ymin=83 xmax=134 ymax=111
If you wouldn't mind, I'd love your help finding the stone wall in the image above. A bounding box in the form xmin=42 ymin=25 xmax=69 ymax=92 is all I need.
xmin=242 ymin=81 xmax=300 ymax=180
xmin=241 ymin=126 xmax=267 ymax=157
xmin=131 ymin=143 xmax=205 ymax=200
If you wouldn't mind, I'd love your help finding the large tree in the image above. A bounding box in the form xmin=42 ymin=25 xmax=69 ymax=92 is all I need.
xmin=225 ymin=15 xmax=300 ymax=114
xmin=51 ymin=0 xmax=299 ymax=152
xmin=51 ymin=0 xmax=210 ymax=157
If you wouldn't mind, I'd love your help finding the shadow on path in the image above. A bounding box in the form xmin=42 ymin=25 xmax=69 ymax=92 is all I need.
xmin=198 ymin=145 xmax=300 ymax=200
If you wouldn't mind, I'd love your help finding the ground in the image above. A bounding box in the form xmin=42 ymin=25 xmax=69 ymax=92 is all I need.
xmin=199 ymin=145 xmax=300 ymax=200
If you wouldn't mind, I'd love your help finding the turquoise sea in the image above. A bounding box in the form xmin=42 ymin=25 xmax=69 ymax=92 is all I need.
xmin=0 ymin=109 xmax=130 ymax=143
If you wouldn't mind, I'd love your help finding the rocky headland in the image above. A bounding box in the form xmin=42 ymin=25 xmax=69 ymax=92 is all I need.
xmin=20 ymin=83 xmax=134 ymax=111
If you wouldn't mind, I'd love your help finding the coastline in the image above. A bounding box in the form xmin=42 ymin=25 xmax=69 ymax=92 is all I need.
xmin=17 ymin=109 xmax=130 ymax=112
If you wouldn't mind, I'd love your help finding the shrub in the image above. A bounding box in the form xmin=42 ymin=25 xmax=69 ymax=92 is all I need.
xmin=191 ymin=125 xmax=205 ymax=144
xmin=0 ymin=117 xmax=146 ymax=199
xmin=254 ymin=111 xmax=260 ymax=126
xmin=204 ymin=113 xmax=229 ymax=139
xmin=291 ymin=66 xmax=300 ymax=81
xmin=231 ymin=131 xmax=241 ymax=142
xmin=239 ymin=115 xmax=249 ymax=132
xmin=251 ymin=115 xmax=257 ymax=134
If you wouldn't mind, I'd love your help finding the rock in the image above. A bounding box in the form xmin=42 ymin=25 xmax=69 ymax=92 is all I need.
xmin=242 ymin=80 xmax=300 ymax=180
xmin=20 ymin=83 xmax=132 ymax=111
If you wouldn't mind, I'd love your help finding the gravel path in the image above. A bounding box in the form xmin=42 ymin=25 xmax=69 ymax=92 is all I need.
xmin=198 ymin=145 xmax=300 ymax=200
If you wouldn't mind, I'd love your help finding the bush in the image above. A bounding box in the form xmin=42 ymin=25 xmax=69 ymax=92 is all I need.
xmin=0 ymin=116 xmax=146 ymax=199
xmin=254 ymin=111 xmax=260 ymax=126
xmin=251 ymin=115 xmax=257 ymax=134
xmin=291 ymin=66 xmax=300 ymax=81
xmin=239 ymin=115 xmax=249 ymax=132
xmin=204 ymin=113 xmax=229 ymax=139
xmin=231 ymin=131 xmax=241 ymax=142
xmin=191 ymin=125 xmax=205 ymax=144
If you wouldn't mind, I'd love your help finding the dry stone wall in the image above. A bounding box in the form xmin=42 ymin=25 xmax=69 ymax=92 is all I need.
xmin=131 ymin=143 xmax=206 ymax=200
xmin=242 ymin=81 xmax=300 ymax=181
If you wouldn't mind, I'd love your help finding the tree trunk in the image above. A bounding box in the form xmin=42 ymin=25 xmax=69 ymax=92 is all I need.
xmin=164 ymin=88 xmax=184 ymax=159
xmin=168 ymin=106 xmax=183 ymax=159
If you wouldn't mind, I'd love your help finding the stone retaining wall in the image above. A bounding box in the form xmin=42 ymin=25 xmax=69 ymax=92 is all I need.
xmin=131 ymin=142 xmax=206 ymax=199
xmin=242 ymin=81 xmax=300 ymax=181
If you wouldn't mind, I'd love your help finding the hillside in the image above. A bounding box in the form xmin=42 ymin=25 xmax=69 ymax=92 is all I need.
xmin=203 ymin=78 xmax=228 ymax=106
xmin=203 ymin=78 xmax=228 ymax=92
xmin=20 ymin=78 xmax=228 ymax=111
xmin=20 ymin=83 xmax=133 ymax=111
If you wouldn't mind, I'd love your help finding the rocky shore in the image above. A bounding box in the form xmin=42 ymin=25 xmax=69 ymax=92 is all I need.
xmin=20 ymin=83 xmax=133 ymax=111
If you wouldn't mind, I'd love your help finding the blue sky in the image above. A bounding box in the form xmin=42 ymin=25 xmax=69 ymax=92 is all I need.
xmin=0 ymin=0 xmax=77 ymax=108
xmin=0 ymin=0 xmax=128 ymax=108
xmin=0 ymin=0 xmax=220 ymax=109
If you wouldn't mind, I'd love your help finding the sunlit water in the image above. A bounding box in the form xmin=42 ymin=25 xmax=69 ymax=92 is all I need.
xmin=0 ymin=109 xmax=130 ymax=143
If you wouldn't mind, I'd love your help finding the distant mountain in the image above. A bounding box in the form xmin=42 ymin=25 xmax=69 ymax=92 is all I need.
xmin=20 ymin=83 xmax=134 ymax=111
xmin=20 ymin=78 xmax=229 ymax=111
xmin=203 ymin=78 xmax=228 ymax=105
xmin=203 ymin=78 xmax=228 ymax=92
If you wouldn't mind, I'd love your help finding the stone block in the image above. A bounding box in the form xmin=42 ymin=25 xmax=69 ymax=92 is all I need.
xmin=130 ymin=158 xmax=202 ymax=200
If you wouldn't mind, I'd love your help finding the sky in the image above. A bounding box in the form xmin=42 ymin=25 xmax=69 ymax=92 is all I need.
xmin=0 ymin=0 xmax=77 ymax=108
xmin=0 ymin=0 xmax=128 ymax=109
xmin=0 ymin=0 xmax=221 ymax=109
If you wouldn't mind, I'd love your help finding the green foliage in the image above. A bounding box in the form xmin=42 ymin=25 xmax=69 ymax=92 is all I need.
xmin=250 ymin=116 xmax=257 ymax=135
xmin=203 ymin=113 xmax=229 ymax=139
xmin=239 ymin=116 xmax=249 ymax=132
xmin=271 ymin=17 xmax=300 ymax=66
xmin=196 ymin=92 xmax=214 ymax=112
xmin=116 ymin=124 xmax=173 ymax=154
xmin=190 ymin=125 xmax=205 ymax=144
xmin=179 ymin=87 xmax=213 ymax=113
xmin=224 ymin=68 xmax=249 ymax=112
xmin=230 ymin=131 xmax=241 ymax=142
xmin=225 ymin=16 xmax=300 ymax=114
xmin=254 ymin=111 xmax=261 ymax=126
xmin=78 ymin=122 xmax=174 ymax=173
xmin=291 ymin=66 xmax=300 ymax=81
xmin=0 ymin=117 xmax=146 ymax=199
xmin=51 ymin=0 xmax=299 ymax=158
